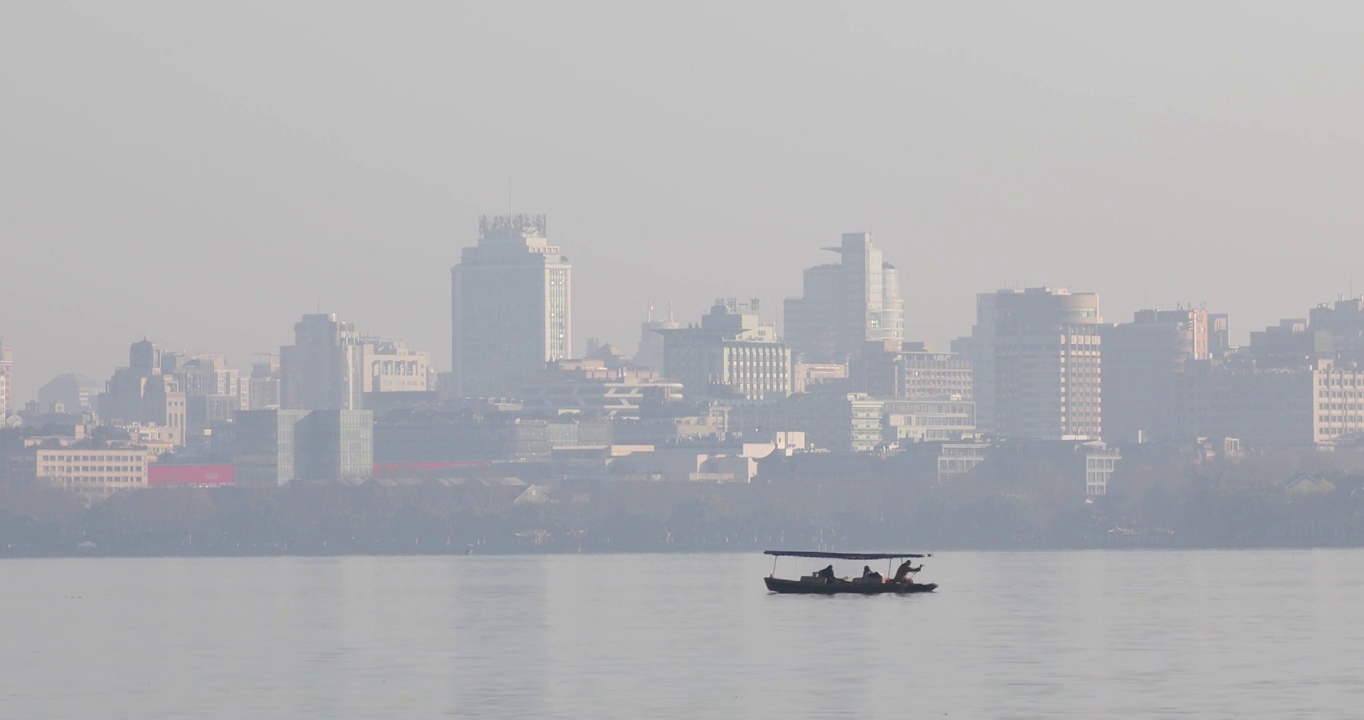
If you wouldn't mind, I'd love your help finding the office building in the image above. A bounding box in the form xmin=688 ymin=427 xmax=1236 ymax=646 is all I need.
xmin=33 ymin=445 xmax=150 ymax=498
xmin=247 ymin=356 xmax=281 ymax=410
xmin=280 ymin=313 xmax=365 ymax=411
xmin=452 ymin=214 xmax=572 ymax=399
xmin=968 ymin=287 xmax=1103 ymax=441
xmin=1309 ymin=297 xmax=1364 ymax=364
xmin=660 ymin=298 xmax=791 ymax=401
xmin=853 ymin=341 xmax=972 ymax=400
xmin=233 ymin=408 xmax=373 ymax=486
xmin=1175 ymin=358 xmax=1364 ymax=448
xmin=295 ymin=409 xmax=374 ymax=484
xmin=0 ymin=341 xmax=12 ymax=420
xmin=635 ymin=304 xmax=680 ymax=373
xmin=882 ymin=398 xmax=977 ymax=444
xmin=361 ymin=337 xmax=435 ymax=400
xmin=233 ymin=409 xmax=308 ymax=487
xmin=1102 ymin=308 xmax=1211 ymax=444
xmin=783 ymin=232 xmax=905 ymax=362
xmin=98 ymin=340 xmax=188 ymax=446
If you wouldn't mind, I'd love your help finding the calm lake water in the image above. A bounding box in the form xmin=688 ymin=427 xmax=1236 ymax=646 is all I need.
xmin=4 ymin=550 xmax=1364 ymax=718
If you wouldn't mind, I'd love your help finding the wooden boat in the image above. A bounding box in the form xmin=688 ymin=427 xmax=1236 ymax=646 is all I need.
xmin=763 ymin=550 xmax=938 ymax=595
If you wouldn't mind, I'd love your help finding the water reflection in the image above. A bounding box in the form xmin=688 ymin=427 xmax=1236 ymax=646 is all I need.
xmin=4 ymin=551 xmax=1364 ymax=718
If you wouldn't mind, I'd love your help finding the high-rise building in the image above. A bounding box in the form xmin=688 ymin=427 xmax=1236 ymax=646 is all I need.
xmin=247 ymin=355 xmax=281 ymax=410
xmin=1208 ymin=313 xmax=1232 ymax=360
xmin=175 ymin=354 xmax=245 ymax=445
xmin=1309 ymin=297 xmax=1364 ymax=365
xmin=634 ymin=303 xmax=680 ymax=373
xmin=1102 ymin=308 xmax=1211 ymax=444
xmin=451 ymin=214 xmax=572 ymax=399
xmin=179 ymin=354 xmax=242 ymax=399
xmin=280 ymin=313 xmax=365 ymax=411
xmin=0 ymin=341 xmax=12 ymax=420
xmin=783 ymin=232 xmax=905 ymax=362
xmin=98 ymin=340 xmax=188 ymax=446
xmin=968 ymin=287 xmax=1103 ymax=441
xmin=660 ymin=298 xmax=791 ymax=401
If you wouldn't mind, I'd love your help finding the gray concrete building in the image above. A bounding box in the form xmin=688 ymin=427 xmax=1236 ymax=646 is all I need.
xmin=634 ymin=304 xmax=679 ymax=374
xmin=1175 ymin=358 xmax=1364 ymax=448
xmin=232 ymin=409 xmax=308 ymax=487
xmin=452 ymin=214 xmax=572 ymax=399
xmin=783 ymin=232 xmax=905 ymax=362
xmin=280 ymin=313 xmax=365 ymax=411
xmin=97 ymin=340 xmax=188 ymax=446
xmin=0 ymin=341 xmax=13 ymax=420
xmin=968 ymin=287 xmax=1103 ymax=441
xmin=853 ymin=340 xmax=973 ymax=400
xmin=660 ymin=299 xmax=791 ymax=402
xmin=233 ymin=408 xmax=373 ymax=486
xmin=1102 ymin=308 xmax=1211 ymax=444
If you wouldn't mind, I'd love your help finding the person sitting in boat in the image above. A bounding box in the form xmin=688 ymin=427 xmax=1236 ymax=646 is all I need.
xmin=861 ymin=565 xmax=884 ymax=583
xmin=815 ymin=564 xmax=836 ymax=582
xmin=893 ymin=560 xmax=922 ymax=583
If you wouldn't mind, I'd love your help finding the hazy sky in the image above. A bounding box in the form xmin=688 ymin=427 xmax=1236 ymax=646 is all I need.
xmin=3 ymin=2 xmax=1363 ymax=402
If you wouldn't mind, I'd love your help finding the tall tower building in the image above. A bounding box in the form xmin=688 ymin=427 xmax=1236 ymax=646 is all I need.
xmin=783 ymin=232 xmax=905 ymax=362
xmin=280 ymin=313 xmax=365 ymax=411
xmin=451 ymin=214 xmax=572 ymax=399
xmin=97 ymin=339 xmax=188 ymax=446
xmin=0 ymin=340 xmax=13 ymax=419
xmin=968 ymin=287 xmax=1103 ymax=441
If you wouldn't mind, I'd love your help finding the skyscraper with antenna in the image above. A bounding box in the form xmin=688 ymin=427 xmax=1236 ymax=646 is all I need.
xmin=451 ymin=214 xmax=572 ymax=398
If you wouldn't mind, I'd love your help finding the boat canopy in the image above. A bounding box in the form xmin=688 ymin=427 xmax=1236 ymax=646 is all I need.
xmin=763 ymin=550 xmax=928 ymax=560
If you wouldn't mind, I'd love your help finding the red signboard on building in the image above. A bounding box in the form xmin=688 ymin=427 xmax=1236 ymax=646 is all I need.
xmin=147 ymin=464 xmax=234 ymax=487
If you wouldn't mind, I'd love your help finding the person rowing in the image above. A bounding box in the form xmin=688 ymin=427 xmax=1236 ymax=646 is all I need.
xmin=893 ymin=559 xmax=922 ymax=583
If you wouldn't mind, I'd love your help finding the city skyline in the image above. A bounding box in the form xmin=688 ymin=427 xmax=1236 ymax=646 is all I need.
xmin=5 ymin=3 xmax=1364 ymax=402
xmin=3 ymin=219 xmax=1362 ymax=409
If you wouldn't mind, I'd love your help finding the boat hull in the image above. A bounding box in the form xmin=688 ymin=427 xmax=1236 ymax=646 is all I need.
xmin=764 ymin=577 xmax=938 ymax=595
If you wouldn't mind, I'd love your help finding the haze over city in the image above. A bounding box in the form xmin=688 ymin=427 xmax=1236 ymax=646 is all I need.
xmin=12 ymin=5 xmax=1364 ymax=718
xmin=5 ymin=2 xmax=1364 ymax=401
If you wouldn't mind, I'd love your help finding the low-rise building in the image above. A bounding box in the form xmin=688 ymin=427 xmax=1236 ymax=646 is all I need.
xmin=233 ymin=408 xmax=374 ymax=486
xmin=882 ymin=398 xmax=976 ymax=444
xmin=853 ymin=341 xmax=972 ymax=400
xmin=34 ymin=445 xmax=150 ymax=498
